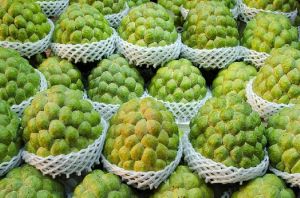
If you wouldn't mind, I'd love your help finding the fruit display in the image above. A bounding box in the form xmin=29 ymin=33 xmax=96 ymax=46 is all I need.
xmin=242 ymin=13 xmax=298 ymax=53
xmin=183 ymin=0 xmax=236 ymax=10
xmin=253 ymin=47 xmax=300 ymax=104
xmin=127 ymin=0 xmax=150 ymax=8
xmin=88 ymin=54 xmax=144 ymax=105
xmin=0 ymin=47 xmax=40 ymax=105
xmin=103 ymin=97 xmax=180 ymax=171
xmin=158 ymin=0 xmax=183 ymax=26
xmin=148 ymin=58 xmax=207 ymax=103
xmin=38 ymin=56 xmax=84 ymax=90
xmin=118 ymin=2 xmax=178 ymax=47
xmin=189 ymin=94 xmax=267 ymax=168
xmin=21 ymin=85 xmax=103 ymax=157
xmin=243 ymin=0 xmax=298 ymax=12
xmin=73 ymin=170 xmax=135 ymax=197
xmin=212 ymin=62 xmax=257 ymax=99
xmin=76 ymin=0 xmax=126 ymax=15
xmin=151 ymin=165 xmax=214 ymax=198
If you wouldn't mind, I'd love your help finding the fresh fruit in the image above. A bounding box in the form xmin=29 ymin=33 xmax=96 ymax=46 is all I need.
xmin=253 ymin=46 xmax=300 ymax=104
xmin=183 ymin=0 xmax=236 ymax=10
xmin=103 ymin=97 xmax=180 ymax=171
xmin=22 ymin=85 xmax=103 ymax=157
xmin=118 ymin=2 xmax=178 ymax=47
xmin=127 ymin=0 xmax=150 ymax=8
xmin=190 ymin=94 xmax=267 ymax=168
xmin=53 ymin=3 xmax=113 ymax=44
xmin=243 ymin=0 xmax=297 ymax=12
xmin=75 ymin=0 xmax=126 ymax=15
xmin=38 ymin=56 xmax=84 ymax=91
xmin=158 ymin=0 xmax=184 ymax=26
xmin=182 ymin=1 xmax=239 ymax=49
xmin=0 ymin=47 xmax=40 ymax=105
xmin=148 ymin=58 xmax=207 ymax=103
xmin=88 ymin=54 xmax=144 ymax=105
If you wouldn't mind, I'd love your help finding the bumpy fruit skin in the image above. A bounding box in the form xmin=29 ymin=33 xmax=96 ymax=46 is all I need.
xmin=88 ymin=54 xmax=144 ymax=105
xmin=53 ymin=3 xmax=113 ymax=44
xmin=151 ymin=165 xmax=214 ymax=198
xmin=118 ymin=2 xmax=178 ymax=47
xmin=0 ymin=47 xmax=40 ymax=105
xmin=38 ymin=56 xmax=84 ymax=91
xmin=190 ymin=94 xmax=267 ymax=168
xmin=22 ymin=85 xmax=103 ymax=157
xmin=253 ymin=47 xmax=300 ymax=104
xmin=73 ymin=170 xmax=135 ymax=198
xmin=104 ymin=97 xmax=180 ymax=171
xmin=232 ymin=174 xmax=295 ymax=198
xmin=127 ymin=0 xmax=150 ymax=8
xmin=242 ymin=13 xmax=298 ymax=53
xmin=212 ymin=62 xmax=257 ymax=99
xmin=182 ymin=1 xmax=239 ymax=49
xmin=158 ymin=0 xmax=184 ymax=27
xmin=148 ymin=58 xmax=207 ymax=103
xmin=0 ymin=164 xmax=64 ymax=197
xmin=183 ymin=0 xmax=235 ymax=10
xmin=244 ymin=0 xmax=297 ymax=12
xmin=76 ymin=0 xmax=126 ymax=15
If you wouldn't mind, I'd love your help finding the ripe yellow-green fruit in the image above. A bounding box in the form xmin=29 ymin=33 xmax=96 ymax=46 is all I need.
xmin=183 ymin=0 xmax=236 ymax=10
xmin=158 ymin=0 xmax=184 ymax=26
xmin=244 ymin=0 xmax=297 ymax=12
xmin=127 ymin=0 xmax=150 ymax=8
xmin=75 ymin=0 xmax=126 ymax=15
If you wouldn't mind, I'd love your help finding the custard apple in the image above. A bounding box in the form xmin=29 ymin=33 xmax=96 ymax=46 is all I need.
xmin=253 ymin=47 xmax=300 ymax=104
xmin=151 ymin=165 xmax=214 ymax=198
xmin=148 ymin=58 xmax=207 ymax=103
xmin=38 ymin=56 xmax=84 ymax=91
xmin=232 ymin=174 xmax=295 ymax=198
xmin=0 ymin=164 xmax=64 ymax=197
xmin=118 ymin=2 xmax=178 ymax=47
xmin=0 ymin=0 xmax=51 ymax=42
xmin=182 ymin=1 xmax=239 ymax=49
xmin=127 ymin=0 xmax=150 ymax=8
xmin=242 ymin=12 xmax=298 ymax=53
xmin=88 ymin=54 xmax=144 ymax=105
xmin=73 ymin=170 xmax=136 ymax=198
xmin=243 ymin=0 xmax=298 ymax=12
xmin=212 ymin=62 xmax=257 ymax=99
xmin=190 ymin=94 xmax=267 ymax=168
xmin=103 ymin=97 xmax=180 ymax=171
xmin=53 ymin=3 xmax=113 ymax=44
xmin=158 ymin=0 xmax=184 ymax=26
xmin=22 ymin=85 xmax=103 ymax=157
xmin=183 ymin=0 xmax=236 ymax=10
xmin=75 ymin=0 xmax=126 ymax=15
xmin=0 ymin=47 xmax=40 ymax=105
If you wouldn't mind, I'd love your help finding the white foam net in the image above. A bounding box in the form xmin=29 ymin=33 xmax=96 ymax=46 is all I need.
xmin=183 ymin=131 xmax=269 ymax=184
xmin=22 ymin=119 xmax=109 ymax=179
xmin=181 ymin=44 xmax=240 ymax=69
xmin=101 ymin=139 xmax=183 ymax=190
xmin=0 ymin=150 xmax=22 ymax=177
xmin=116 ymin=34 xmax=181 ymax=68
xmin=270 ymin=167 xmax=300 ymax=188
xmin=0 ymin=19 xmax=54 ymax=58
xmin=245 ymin=79 xmax=294 ymax=120
xmin=241 ymin=47 xmax=269 ymax=68
xmin=105 ymin=3 xmax=129 ymax=28
xmin=37 ymin=0 xmax=69 ymax=17
xmin=51 ymin=29 xmax=117 ymax=63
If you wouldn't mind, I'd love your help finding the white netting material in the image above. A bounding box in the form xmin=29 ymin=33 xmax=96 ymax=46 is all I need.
xmin=51 ymin=29 xmax=117 ymax=63
xmin=238 ymin=0 xmax=298 ymax=22
xmin=241 ymin=47 xmax=269 ymax=68
xmin=0 ymin=150 xmax=22 ymax=177
xmin=245 ymin=79 xmax=294 ymax=120
xmin=183 ymin=131 xmax=269 ymax=184
xmin=105 ymin=3 xmax=129 ymax=28
xmin=22 ymin=119 xmax=108 ymax=179
xmin=37 ymin=0 xmax=69 ymax=17
xmin=10 ymin=70 xmax=48 ymax=117
xmin=181 ymin=44 xmax=240 ymax=69
xmin=116 ymin=34 xmax=182 ymax=68
xmin=101 ymin=140 xmax=183 ymax=190
xmin=270 ymin=167 xmax=300 ymax=188
xmin=0 ymin=19 xmax=54 ymax=58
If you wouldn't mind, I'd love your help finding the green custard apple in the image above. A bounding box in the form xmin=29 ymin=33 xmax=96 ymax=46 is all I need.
xmin=183 ymin=0 xmax=236 ymax=10
xmin=0 ymin=164 xmax=64 ymax=197
xmin=75 ymin=0 xmax=126 ymax=15
xmin=267 ymin=105 xmax=300 ymax=173
xmin=118 ymin=2 xmax=178 ymax=47
xmin=53 ymin=3 xmax=113 ymax=44
xmin=148 ymin=58 xmax=207 ymax=103
xmin=190 ymin=94 xmax=267 ymax=168
xmin=127 ymin=0 xmax=150 ymax=8
xmin=151 ymin=165 xmax=214 ymax=198
xmin=73 ymin=170 xmax=136 ymax=198
xmin=212 ymin=62 xmax=257 ymax=99
xmin=88 ymin=54 xmax=144 ymax=105
xmin=38 ymin=56 xmax=84 ymax=91
xmin=22 ymin=85 xmax=103 ymax=157
xmin=242 ymin=12 xmax=298 ymax=53
xmin=253 ymin=47 xmax=300 ymax=104
xmin=182 ymin=1 xmax=239 ymax=49
xmin=243 ymin=0 xmax=298 ymax=12
xmin=232 ymin=174 xmax=295 ymax=198
xmin=158 ymin=0 xmax=184 ymax=27
xmin=0 ymin=0 xmax=51 ymax=42
xmin=0 ymin=47 xmax=40 ymax=105
xmin=103 ymin=97 xmax=180 ymax=171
